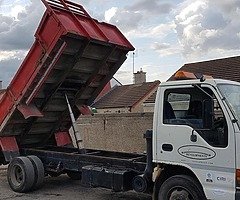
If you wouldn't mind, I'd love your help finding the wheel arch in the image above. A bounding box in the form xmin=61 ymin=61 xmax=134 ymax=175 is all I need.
xmin=153 ymin=163 xmax=206 ymax=200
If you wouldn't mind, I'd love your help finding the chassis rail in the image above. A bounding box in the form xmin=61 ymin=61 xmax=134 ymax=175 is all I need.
xmin=21 ymin=147 xmax=147 ymax=173
xmin=21 ymin=146 xmax=147 ymax=192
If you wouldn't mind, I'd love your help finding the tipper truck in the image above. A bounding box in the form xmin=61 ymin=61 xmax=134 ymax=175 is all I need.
xmin=1 ymin=1 xmax=240 ymax=200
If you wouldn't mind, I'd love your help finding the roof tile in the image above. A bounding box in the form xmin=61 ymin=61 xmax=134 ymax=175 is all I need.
xmin=168 ymin=56 xmax=240 ymax=82
xmin=93 ymin=81 xmax=160 ymax=109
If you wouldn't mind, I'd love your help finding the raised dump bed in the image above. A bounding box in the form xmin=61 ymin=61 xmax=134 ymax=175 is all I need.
xmin=0 ymin=0 xmax=134 ymax=149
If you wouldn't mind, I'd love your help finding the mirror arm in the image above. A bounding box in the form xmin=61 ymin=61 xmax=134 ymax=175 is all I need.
xmin=192 ymin=84 xmax=214 ymax=99
xmin=191 ymin=130 xmax=197 ymax=142
xmin=191 ymin=128 xmax=213 ymax=143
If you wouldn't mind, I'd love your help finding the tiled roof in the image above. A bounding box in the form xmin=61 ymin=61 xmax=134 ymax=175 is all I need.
xmin=93 ymin=81 xmax=160 ymax=109
xmin=144 ymin=90 xmax=157 ymax=104
xmin=168 ymin=56 xmax=240 ymax=82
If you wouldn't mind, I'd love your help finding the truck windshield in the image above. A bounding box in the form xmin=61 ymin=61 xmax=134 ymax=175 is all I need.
xmin=218 ymin=84 xmax=240 ymax=122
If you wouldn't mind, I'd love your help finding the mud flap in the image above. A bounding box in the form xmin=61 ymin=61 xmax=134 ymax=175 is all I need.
xmin=0 ymin=137 xmax=19 ymax=163
xmin=55 ymin=131 xmax=73 ymax=147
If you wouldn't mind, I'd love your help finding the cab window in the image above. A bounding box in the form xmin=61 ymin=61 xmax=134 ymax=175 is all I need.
xmin=163 ymin=87 xmax=228 ymax=148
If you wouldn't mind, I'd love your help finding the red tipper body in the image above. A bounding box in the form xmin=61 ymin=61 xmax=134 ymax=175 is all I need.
xmin=0 ymin=0 xmax=134 ymax=148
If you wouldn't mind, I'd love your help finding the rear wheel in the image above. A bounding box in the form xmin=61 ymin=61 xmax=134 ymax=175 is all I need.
xmin=158 ymin=175 xmax=206 ymax=200
xmin=7 ymin=157 xmax=35 ymax=193
xmin=27 ymin=156 xmax=45 ymax=190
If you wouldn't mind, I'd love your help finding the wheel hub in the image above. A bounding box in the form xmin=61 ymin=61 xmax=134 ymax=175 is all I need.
xmin=12 ymin=165 xmax=24 ymax=186
xmin=15 ymin=167 xmax=23 ymax=183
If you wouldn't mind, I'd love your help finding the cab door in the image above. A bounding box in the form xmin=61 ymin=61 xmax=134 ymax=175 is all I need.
xmin=154 ymin=84 xmax=236 ymax=200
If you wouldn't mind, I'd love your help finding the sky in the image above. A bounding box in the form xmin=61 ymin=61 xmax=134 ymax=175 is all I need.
xmin=0 ymin=0 xmax=240 ymax=87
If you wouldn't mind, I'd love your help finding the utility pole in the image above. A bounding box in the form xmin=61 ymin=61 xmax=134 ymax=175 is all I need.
xmin=133 ymin=52 xmax=135 ymax=83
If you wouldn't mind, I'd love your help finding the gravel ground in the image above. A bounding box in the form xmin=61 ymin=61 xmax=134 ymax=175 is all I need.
xmin=0 ymin=169 xmax=151 ymax=200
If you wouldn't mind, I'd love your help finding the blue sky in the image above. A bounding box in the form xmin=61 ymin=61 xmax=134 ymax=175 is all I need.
xmin=0 ymin=0 xmax=240 ymax=87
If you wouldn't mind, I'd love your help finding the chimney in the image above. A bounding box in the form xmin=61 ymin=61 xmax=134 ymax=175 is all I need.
xmin=0 ymin=81 xmax=2 ymax=90
xmin=134 ymin=68 xmax=146 ymax=84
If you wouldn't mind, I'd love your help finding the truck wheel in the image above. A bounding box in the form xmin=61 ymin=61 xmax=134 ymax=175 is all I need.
xmin=67 ymin=171 xmax=82 ymax=180
xmin=7 ymin=157 xmax=35 ymax=193
xmin=158 ymin=175 xmax=206 ymax=200
xmin=27 ymin=156 xmax=45 ymax=190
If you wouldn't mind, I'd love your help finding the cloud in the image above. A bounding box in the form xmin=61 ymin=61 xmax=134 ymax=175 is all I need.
xmin=11 ymin=5 xmax=25 ymax=19
xmin=0 ymin=56 xmax=23 ymax=87
xmin=148 ymin=71 xmax=173 ymax=82
xmin=0 ymin=1 xmax=44 ymax=51
xmin=71 ymin=0 xmax=91 ymax=5
xmin=0 ymin=15 xmax=14 ymax=33
xmin=210 ymin=0 xmax=240 ymax=14
xmin=152 ymin=42 xmax=182 ymax=57
xmin=152 ymin=43 xmax=171 ymax=51
xmin=115 ymin=70 xmax=133 ymax=85
xmin=107 ymin=1 xmax=174 ymax=34
xmin=126 ymin=22 xmax=177 ymax=57
xmin=109 ymin=9 xmax=143 ymax=33
xmin=127 ymin=0 xmax=173 ymax=15
xmin=174 ymin=0 xmax=240 ymax=59
xmin=0 ymin=51 xmax=13 ymax=61
xmin=105 ymin=7 xmax=117 ymax=22
xmin=150 ymin=23 xmax=176 ymax=37
xmin=0 ymin=1 xmax=44 ymax=85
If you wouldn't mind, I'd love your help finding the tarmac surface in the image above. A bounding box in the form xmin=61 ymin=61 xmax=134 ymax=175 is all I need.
xmin=0 ymin=168 xmax=151 ymax=200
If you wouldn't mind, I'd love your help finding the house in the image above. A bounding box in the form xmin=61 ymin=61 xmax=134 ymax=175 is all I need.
xmin=168 ymin=55 xmax=240 ymax=82
xmin=92 ymin=81 xmax=160 ymax=114
xmin=143 ymin=90 xmax=157 ymax=113
xmin=78 ymin=80 xmax=160 ymax=153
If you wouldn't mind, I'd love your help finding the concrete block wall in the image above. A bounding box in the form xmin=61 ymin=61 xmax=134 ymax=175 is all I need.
xmin=76 ymin=113 xmax=153 ymax=154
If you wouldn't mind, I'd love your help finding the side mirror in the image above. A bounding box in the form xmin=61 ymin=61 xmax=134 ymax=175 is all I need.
xmin=203 ymin=99 xmax=214 ymax=129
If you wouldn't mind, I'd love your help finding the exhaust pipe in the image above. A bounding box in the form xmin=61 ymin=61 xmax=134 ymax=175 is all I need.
xmin=132 ymin=130 xmax=153 ymax=193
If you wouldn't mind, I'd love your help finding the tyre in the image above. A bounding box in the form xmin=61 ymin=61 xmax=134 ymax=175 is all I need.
xmin=66 ymin=171 xmax=82 ymax=180
xmin=158 ymin=175 xmax=206 ymax=200
xmin=27 ymin=156 xmax=45 ymax=190
xmin=7 ymin=157 xmax=35 ymax=193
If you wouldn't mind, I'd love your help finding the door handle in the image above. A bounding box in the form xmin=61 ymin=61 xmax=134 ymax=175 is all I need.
xmin=162 ymin=144 xmax=173 ymax=152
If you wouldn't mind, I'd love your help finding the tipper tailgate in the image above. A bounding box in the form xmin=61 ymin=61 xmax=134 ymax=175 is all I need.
xmin=0 ymin=0 xmax=134 ymax=147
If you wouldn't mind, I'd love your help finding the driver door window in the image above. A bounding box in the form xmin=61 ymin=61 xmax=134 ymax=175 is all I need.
xmin=163 ymin=87 xmax=228 ymax=148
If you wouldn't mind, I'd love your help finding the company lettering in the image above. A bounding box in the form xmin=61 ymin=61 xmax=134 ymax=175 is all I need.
xmin=178 ymin=145 xmax=216 ymax=160
xmin=182 ymin=151 xmax=211 ymax=158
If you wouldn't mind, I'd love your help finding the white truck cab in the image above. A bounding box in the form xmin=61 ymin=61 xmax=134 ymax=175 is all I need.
xmin=152 ymin=74 xmax=240 ymax=200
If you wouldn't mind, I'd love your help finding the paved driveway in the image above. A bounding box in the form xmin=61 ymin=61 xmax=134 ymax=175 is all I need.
xmin=0 ymin=169 xmax=151 ymax=200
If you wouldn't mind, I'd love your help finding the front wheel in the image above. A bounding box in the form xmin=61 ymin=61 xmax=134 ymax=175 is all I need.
xmin=158 ymin=175 xmax=206 ymax=200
